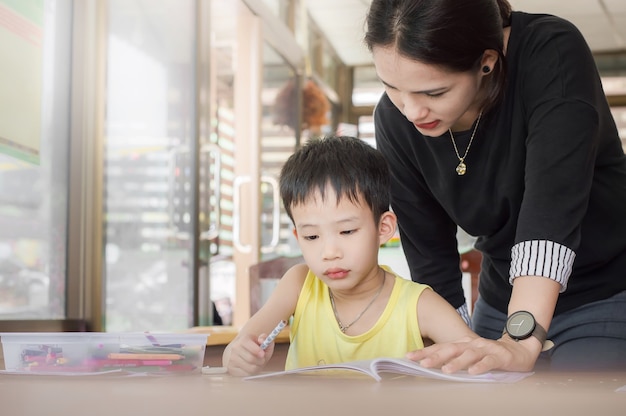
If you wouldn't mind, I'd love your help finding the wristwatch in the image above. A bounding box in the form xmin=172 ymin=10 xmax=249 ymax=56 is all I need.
xmin=503 ymin=310 xmax=554 ymax=351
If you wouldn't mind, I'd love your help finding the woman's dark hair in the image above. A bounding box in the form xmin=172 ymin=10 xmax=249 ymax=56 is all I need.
xmin=279 ymin=136 xmax=391 ymax=223
xmin=364 ymin=0 xmax=512 ymax=112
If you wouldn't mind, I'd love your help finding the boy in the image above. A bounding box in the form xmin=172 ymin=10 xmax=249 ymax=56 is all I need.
xmin=222 ymin=136 xmax=477 ymax=376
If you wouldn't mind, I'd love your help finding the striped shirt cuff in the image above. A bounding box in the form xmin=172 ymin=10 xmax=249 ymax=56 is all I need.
xmin=456 ymin=303 xmax=472 ymax=328
xmin=509 ymin=240 xmax=575 ymax=292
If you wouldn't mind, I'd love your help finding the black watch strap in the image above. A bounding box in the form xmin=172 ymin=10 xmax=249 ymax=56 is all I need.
xmin=503 ymin=311 xmax=554 ymax=351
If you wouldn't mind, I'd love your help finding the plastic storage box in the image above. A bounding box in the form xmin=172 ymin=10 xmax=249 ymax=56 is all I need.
xmin=0 ymin=332 xmax=208 ymax=374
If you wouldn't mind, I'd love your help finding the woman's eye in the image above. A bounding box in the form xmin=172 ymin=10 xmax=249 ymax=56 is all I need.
xmin=426 ymin=92 xmax=444 ymax=98
xmin=341 ymin=229 xmax=356 ymax=235
xmin=303 ymin=235 xmax=318 ymax=241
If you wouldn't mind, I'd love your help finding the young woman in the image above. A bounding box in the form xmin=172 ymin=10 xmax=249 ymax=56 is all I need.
xmin=365 ymin=0 xmax=626 ymax=373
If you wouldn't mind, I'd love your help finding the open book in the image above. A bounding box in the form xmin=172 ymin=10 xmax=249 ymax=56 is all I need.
xmin=245 ymin=357 xmax=533 ymax=383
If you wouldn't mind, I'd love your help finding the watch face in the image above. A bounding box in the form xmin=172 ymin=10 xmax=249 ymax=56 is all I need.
xmin=506 ymin=311 xmax=535 ymax=339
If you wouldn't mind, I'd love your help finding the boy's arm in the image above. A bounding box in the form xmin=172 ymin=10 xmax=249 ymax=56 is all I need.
xmin=415 ymin=288 xmax=478 ymax=344
xmin=222 ymin=263 xmax=308 ymax=376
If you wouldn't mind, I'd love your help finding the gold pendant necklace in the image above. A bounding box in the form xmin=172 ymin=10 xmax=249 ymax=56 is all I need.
xmin=449 ymin=111 xmax=482 ymax=176
xmin=329 ymin=270 xmax=386 ymax=333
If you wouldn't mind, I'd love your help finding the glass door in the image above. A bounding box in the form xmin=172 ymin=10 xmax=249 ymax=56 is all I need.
xmin=0 ymin=0 xmax=74 ymax=328
xmin=255 ymin=41 xmax=301 ymax=307
xmin=207 ymin=0 xmax=271 ymax=327
xmin=103 ymin=0 xmax=201 ymax=331
xmin=208 ymin=0 xmax=304 ymax=326
xmin=102 ymin=0 xmax=305 ymax=331
xmin=198 ymin=0 xmax=240 ymax=326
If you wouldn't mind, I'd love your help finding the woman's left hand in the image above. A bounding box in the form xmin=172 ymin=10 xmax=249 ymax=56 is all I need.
xmin=406 ymin=336 xmax=541 ymax=374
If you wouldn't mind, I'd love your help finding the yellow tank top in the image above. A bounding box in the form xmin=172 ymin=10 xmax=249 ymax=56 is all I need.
xmin=285 ymin=267 xmax=429 ymax=370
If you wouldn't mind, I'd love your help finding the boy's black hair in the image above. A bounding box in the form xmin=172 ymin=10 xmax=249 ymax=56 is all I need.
xmin=279 ymin=135 xmax=391 ymax=223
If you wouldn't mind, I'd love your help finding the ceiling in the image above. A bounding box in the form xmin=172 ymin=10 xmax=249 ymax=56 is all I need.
xmin=305 ymin=0 xmax=626 ymax=67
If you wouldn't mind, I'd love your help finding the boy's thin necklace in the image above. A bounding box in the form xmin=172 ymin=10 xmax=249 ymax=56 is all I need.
xmin=449 ymin=111 xmax=482 ymax=176
xmin=328 ymin=269 xmax=386 ymax=334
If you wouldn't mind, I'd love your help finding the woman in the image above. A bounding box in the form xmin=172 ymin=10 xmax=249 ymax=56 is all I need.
xmin=365 ymin=0 xmax=626 ymax=373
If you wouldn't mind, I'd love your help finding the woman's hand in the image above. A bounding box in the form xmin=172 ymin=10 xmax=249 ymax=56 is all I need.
xmin=222 ymin=332 xmax=275 ymax=377
xmin=406 ymin=335 xmax=541 ymax=374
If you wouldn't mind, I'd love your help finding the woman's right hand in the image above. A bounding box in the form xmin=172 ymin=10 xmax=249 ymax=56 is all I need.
xmin=406 ymin=335 xmax=540 ymax=374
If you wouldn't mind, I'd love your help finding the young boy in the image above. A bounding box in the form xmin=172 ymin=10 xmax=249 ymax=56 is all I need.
xmin=222 ymin=136 xmax=477 ymax=376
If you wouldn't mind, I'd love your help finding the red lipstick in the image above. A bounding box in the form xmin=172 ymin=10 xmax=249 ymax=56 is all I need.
xmin=415 ymin=120 xmax=440 ymax=130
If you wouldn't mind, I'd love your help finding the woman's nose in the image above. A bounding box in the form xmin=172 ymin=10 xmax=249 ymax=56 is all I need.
xmin=401 ymin=96 xmax=429 ymax=122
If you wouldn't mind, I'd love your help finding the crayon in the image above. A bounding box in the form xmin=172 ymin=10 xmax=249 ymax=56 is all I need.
xmin=107 ymin=353 xmax=185 ymax=360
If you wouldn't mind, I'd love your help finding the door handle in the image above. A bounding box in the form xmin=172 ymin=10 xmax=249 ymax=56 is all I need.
xmin=232 ymin=175 xmax=252 ymax=253
xmin=199 ymin=143 xmax=221 ymax=242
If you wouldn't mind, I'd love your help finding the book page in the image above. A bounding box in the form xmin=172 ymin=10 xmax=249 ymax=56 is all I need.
xmin=245 ymin=357 xmax=533 ymax=383
xmin=368 ymin=358 xmax=532 ymax=383
xmin=246 ymin=360 xmax=381 ymax=380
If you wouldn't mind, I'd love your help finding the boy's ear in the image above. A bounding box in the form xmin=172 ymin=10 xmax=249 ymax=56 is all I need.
xmin=378 ymin=211 xmax=397 ymax=245
xmin=292 ymin=228 xmax=298 ymax=239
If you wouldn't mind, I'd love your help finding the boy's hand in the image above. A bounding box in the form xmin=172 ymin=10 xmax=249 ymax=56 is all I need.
xmin=224 ymin=333 xmax=275 ymax=377
xmin=405 ymin=335 xmax=539 ymax=374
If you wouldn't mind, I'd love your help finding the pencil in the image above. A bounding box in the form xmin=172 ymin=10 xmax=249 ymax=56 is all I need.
xmin=259 ymin=320 xmax=287 ymax=350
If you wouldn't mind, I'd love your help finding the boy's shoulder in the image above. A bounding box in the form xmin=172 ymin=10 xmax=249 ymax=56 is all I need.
xmin=280 ymin=262 xmax=311 ymax=287
xmin=381 ymin=267 xmax=429 ymax=287
xmin=283 ymin=262 xmax=309 ymax=276
xmin=391 ymin=274 xmax=432 ymax=298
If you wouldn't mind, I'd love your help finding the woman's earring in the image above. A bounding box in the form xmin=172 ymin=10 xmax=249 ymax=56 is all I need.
xmin=482 ymin=66 xmax=491 ymax=74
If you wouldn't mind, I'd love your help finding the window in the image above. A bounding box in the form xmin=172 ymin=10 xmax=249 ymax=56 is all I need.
xmin=0 ymin=0 xmax=71 ymax=320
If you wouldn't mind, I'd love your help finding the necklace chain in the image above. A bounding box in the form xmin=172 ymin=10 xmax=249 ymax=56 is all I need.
xmin=449 ymin=111 xmax=483 ymax=176
xmin=328 ymin=269 xmax=386 ymax=334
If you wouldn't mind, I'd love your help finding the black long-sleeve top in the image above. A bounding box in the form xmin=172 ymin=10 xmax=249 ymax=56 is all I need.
xmin=374 ymin=11 xmax=626 ymax=315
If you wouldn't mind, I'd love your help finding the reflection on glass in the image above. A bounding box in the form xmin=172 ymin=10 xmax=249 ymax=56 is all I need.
xmin=261 ymin=42 xmax=299 ymax=257
xmin=0 ymin=1 xmax=69 ymax=319
xmin=203 ymin=0 xmax=239 ymax=326
xmin=253 ymin=42 xmax=303 ymax=306
xmin=103 ymin=0 xmax=196 ymax=331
